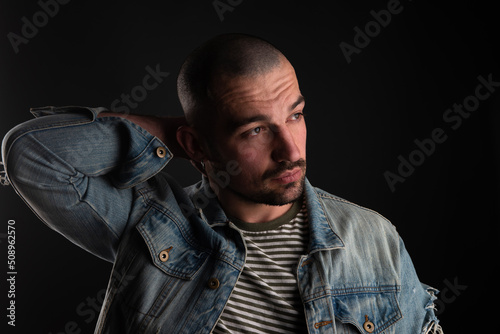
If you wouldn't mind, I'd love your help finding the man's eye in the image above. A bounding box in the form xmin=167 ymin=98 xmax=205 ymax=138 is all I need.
xmin=291 ymin=112 xmax=304 ymax=120
xmin=249 ymin=127 xmax=261 ymax=136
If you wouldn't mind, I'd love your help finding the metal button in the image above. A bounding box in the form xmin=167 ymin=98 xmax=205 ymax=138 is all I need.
xmin=156 ymin=147 xmax=167 ymax=158
xmin=207 ymin=278 xmax=220 ymax=290
xmin=159 ymin=247 xmax=172 ymax=262
xmin=363 ymin=315 xmax=375 ymax=333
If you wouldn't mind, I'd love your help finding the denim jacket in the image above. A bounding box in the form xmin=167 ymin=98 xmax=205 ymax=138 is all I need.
xmin=2 ymin=106 xmax=441 ymax=333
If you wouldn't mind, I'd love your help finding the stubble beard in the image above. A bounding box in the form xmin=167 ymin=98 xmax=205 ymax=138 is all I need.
xmin=220 ymin=160 xmax=307 ymax=206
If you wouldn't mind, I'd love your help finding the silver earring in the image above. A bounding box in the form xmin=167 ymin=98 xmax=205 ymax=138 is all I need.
xmin=200 ymin=160 xmax=205 ymax=169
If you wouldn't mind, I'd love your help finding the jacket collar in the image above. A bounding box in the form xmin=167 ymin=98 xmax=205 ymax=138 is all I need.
xmin=185 ymin=176 xmax=229 ymax=225
xmin=303 ymin=178 xmax=345 ymax=253
xmin=138 ymin=176 xmax=345 ymax=278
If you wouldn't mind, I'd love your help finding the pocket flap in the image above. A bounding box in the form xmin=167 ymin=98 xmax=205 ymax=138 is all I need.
xmin=136 ymin=208 xmax=209 ymax=280
xmin=332 ymin=286 xmax=402 ymax=333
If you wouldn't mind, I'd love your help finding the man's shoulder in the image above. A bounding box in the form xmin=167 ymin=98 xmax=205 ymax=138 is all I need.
xmin=311 ymin=186 xmax=399 ymax=238
xmin=313 ymin=187 xmax=390 ymax=221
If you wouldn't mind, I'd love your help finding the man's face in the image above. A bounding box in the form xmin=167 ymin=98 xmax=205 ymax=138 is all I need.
xmin=205 ymin=59 xmax=307 ymax=206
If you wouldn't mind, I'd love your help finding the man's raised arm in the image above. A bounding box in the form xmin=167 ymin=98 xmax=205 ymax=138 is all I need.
xmin=1 ymin=106 xmax=188 ymax=262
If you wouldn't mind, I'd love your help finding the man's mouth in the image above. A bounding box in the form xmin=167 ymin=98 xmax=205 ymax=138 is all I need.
xmin=271 ymin=168 xmax=301 ymax=184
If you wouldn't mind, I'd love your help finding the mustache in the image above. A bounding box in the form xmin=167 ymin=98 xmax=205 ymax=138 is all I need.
xmin=263 ymin=159 xmax=306 ymax=180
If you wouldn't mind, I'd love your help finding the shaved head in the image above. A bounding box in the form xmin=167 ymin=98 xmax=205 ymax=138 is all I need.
xmin=177 ymin=34 xmax=286 ymax=134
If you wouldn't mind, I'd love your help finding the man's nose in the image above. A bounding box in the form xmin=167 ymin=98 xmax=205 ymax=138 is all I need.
xmin=271 ymin=126 xmax=301 ymax=163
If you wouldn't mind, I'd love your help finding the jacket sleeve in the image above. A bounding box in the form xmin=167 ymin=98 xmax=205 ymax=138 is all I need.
xmin=1 ymin=106 xmax=172 ymax=262
xmin=398 ymin=237 xmax=443 ymax=333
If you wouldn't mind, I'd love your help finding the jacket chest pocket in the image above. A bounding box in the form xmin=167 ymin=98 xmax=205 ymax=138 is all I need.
xmin=331 ymin=287 xmax=402 ymax=334
xmin=99 ymin=208 xmax=212 ymax=333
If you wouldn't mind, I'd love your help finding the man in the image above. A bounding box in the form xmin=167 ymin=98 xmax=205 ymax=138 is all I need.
xmin=2 ymin=34 xmax=442 ymax=333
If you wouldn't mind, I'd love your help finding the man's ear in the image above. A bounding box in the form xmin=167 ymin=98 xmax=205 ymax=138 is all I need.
xmin=176 ymin=126 xmax=207 ymax=175
xmin=176 ymin=125 xmax=205 ymax=161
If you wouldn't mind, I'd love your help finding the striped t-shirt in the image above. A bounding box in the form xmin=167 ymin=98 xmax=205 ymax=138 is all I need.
xmin=213 ymin=199 xmax=309 ymax=334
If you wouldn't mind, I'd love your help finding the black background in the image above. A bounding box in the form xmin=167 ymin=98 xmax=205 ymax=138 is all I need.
xmin=1 ymin=0 xmax=499 ymax=333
